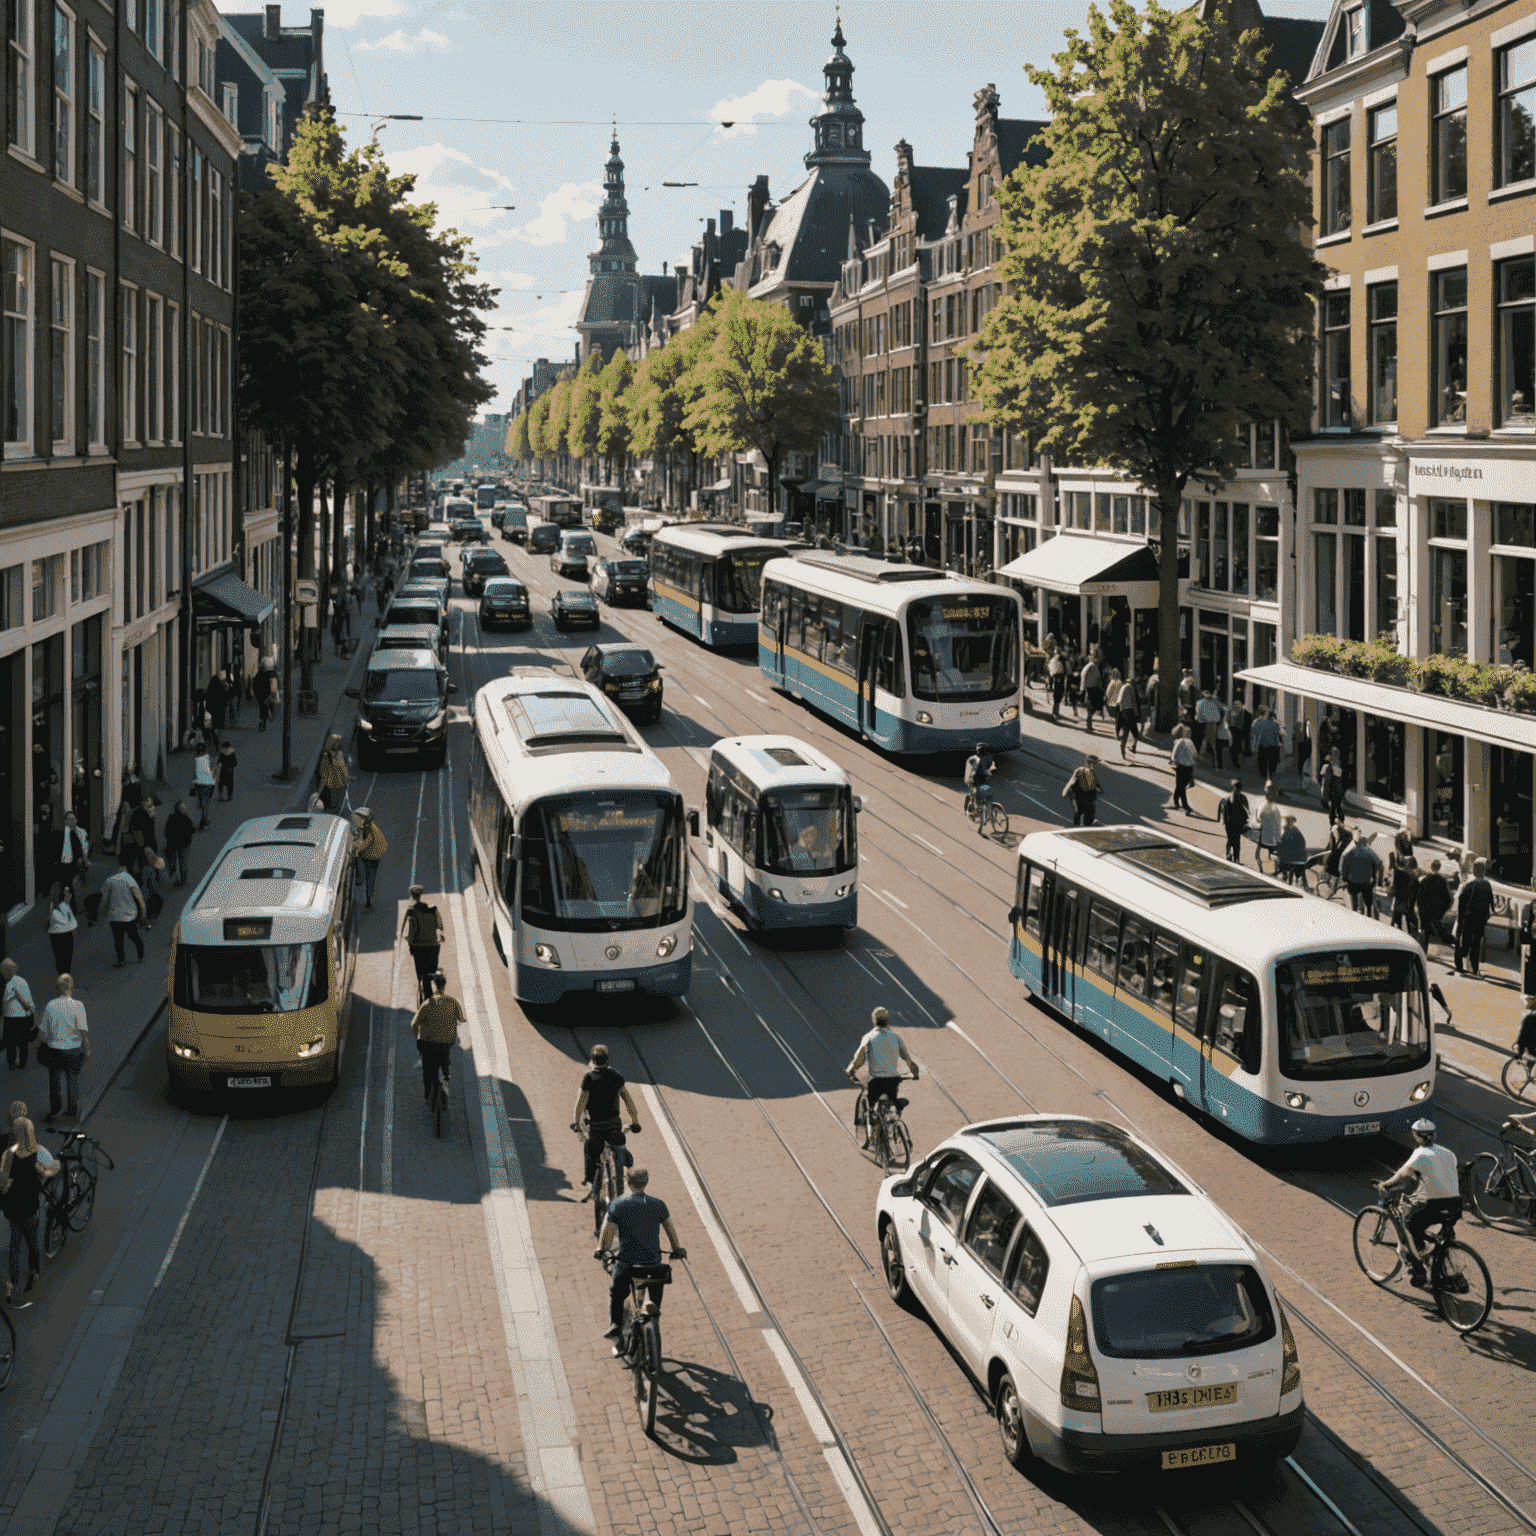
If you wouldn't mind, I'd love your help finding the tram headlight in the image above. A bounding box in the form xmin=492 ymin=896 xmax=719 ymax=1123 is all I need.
xmin=767 ymin=888 xmax=786 ymax=902
xmin=916 ymin=711 xmax=933 ymax=725
xmin=357 ymin=717 xmax=374 ymax=733
xmin=171 ymin=1039 xmax=200 ymax=1059
xmin=1000 ymin=704 xmax=1019 ymax=722
xmin=1284 ymin=1091 xmax=1310 ymax=1111
xmin=534 ymin=943 xmax=562 ymax=968
xmin=656 ymin=934 xmax=678 ymax=958
xmin=1411 ymin=1079 xmax=1432 ymax=1102
xmin=836 ymin=883 xmax=855 ymax=897
xmin=297 ymin=1035 xmax=327 ymax=1058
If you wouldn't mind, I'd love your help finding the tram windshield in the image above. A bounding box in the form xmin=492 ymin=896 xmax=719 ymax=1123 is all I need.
xmin=519 ymin=792 xmax=686 ymax=931
xmin=907 ymin=595 xmax=1019 ymax=702
xmin=718 ymin=551 xmax=773 ymax=613
xmin=175 ymin=942 xmax=328 ymax=1013
xmin=1274 ymin=949 xmax=1431 ymax=1080
xmin=760 ymin=787 xmax=854 ymax=875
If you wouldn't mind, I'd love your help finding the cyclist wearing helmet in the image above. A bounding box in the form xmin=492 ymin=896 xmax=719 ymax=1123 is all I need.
xmin=963 ymin=744 xmax=995 ymax=834
xmin=846 ymin=1007 xmax=919 ymax=1116
xmin=1377 ymin=1118 xmax=1461 ymax=1287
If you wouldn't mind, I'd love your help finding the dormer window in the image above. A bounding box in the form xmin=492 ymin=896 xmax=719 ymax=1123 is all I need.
xmin=1345 ymin=7 xmax=1364 ymax=57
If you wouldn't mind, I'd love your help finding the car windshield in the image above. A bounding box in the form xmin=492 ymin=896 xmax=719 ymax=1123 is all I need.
xmin=600 ymin=649 xmax=656 ymax=677
xmin=760 ymin=787 xmax=853 ymax=875
xmin=484 ymin=580 xmax=524 ymax=598
xmin=1274 ymin=949 xmax=1431 ymax=1080
xmin=410 ymin=561 xmax=448 ymax=579
xmin=608 ymin=560 xmax=648 ymax=578
xmin=519 ymin=792 xmax=686 ymax=932
xmin=1091 ymin=1264 xmax=1275 ymax=1360
xmin=907 ymin=595 xmax=1020 ymax=702
xmin=364 ymin=667 xmax=441 ymax=702
xmin=565 ymin=533 xmax=596 ymax=555
xmin=174 ymin=941 xmax=327 ymax=1014
xmin=718 ymin=550 xmax=773 ymax=614
xmin=562 ymin=592 xmax=595 ymax=607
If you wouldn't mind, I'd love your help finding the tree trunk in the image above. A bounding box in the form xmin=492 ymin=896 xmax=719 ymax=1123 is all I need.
xmin=331 ymin=476 xmax=348 ymax=587
xmin=1153 ymin=482 xmax=1186 ymax=734
xmin=295 ymin=448 xmax=318 ymax=692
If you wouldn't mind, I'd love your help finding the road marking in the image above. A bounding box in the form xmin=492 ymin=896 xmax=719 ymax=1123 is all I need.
xmin=879 ymin=889 xmax=909 ymax=909
xmin=693 ymin=692 xmax=721 ymax=713
xmin=152 ymin=1115 xmax=228 ymax=1290
xmin=912 ymin=833 xmax=944 ymax=858
xmin=746 ymin=688 xmax=770 ymax=705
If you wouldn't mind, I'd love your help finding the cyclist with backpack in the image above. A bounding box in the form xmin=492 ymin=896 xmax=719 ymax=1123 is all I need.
xmin=963 ymin=744 xmax=996 ymax=836
xmin=402 ymin=885 xmax=445 ymax=1002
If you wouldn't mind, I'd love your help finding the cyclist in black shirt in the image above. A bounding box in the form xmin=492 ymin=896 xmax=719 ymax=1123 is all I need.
xmin=571 ymin=1043 xmax=641 ymax=1200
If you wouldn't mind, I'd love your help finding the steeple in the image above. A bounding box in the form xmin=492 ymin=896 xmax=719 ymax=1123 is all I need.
xmin=589 ymin=131 xmax=638 ymax=277
xmin=805 ymin=10 xmax=870 ymax=170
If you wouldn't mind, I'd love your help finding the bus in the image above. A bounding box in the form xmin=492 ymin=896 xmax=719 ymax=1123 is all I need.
xmin=531 ymin=494 xmax=582 ymax=530
xmin=759 ymin=553 xmax=1022 ymax=754
xmin=475 ymin=485 xmax=498 ymax=511
xmin=581 ymin=483 xmax=626 ymax=533
xmin=696 ymin=735 xmax=861 ymax=929
xmin=649 ymin=523 xmax=782 ymax=647
xmin=467 ymin=670 xmax=693 ymax=1004
xmin=1008 ymin=826 xmax=1435 ymax=1144
xmin=166 ymin=812 xmax=359 ymax=1097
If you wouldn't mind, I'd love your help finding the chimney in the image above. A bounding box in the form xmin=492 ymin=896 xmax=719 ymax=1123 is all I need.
xmin=662 ymin=261 xmax=668 ymax=275
xmin=747 ymin=175 xmax=770 ymax=243
xmin=719 ymin=209 xmax=733 ymax=239
xmin=264 ymin=4 xmax=281 ymax=39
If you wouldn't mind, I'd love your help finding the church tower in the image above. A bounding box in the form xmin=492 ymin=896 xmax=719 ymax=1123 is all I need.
xmin=589 ymin=134 xmax=638 ymax=277
xmin=804 ymin=15 xmax=871 ymax=170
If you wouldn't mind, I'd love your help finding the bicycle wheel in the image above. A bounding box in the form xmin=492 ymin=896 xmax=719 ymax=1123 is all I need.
xmin=640 ymin=1320 xmax=661 ymax=1435
xmin=888 ymin=1117 xmax=912 ymax=1171
xmin=65 ymin=1165 xmax=96 ymax=1233
xmin=433 ymin=1083 xmax=445 ymax=1139
xmin=853 ymin=1089 xmax=870 ymax=1149
xmin=0 ymin=1307 xmax=15 ymax=1392
xmin=593 ymin=1149 xmax=615 ymax=1238
xmin=42 ymin=1197 xmax=67 ymax=1260
xmin=1433 ymin=1241 xmax=1493 ymax=1334
xmin=870 ymin=1114 xmax=891 ymax=1170
xmin=1502 ymin=1057 xmax=1536 ymax=1102
xmin=1352 ymin=1206 xmax=1402 ymax=1285
xmin=985 ymin=802 xmax=1010 ymax=838
xmin=1466 ymin=1153 xmax=1518 ymax=1224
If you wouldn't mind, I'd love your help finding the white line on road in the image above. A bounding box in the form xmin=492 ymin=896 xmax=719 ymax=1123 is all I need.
xmin=152 ymin=1115 xmax=228 ymax=1290
xmin=746 ymin=688 xmax=770 ymax=705
xmin=879 ymin=889 xmax=909 ymax=909
xmin=692 ymin=692 xmax=721 ymax=713
xmin=912 ymin=833 xmax=944 ymax=858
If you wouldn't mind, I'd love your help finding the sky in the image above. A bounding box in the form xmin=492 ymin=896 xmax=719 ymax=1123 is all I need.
xmin=225 ymin=0 xmax=1337 ymax=417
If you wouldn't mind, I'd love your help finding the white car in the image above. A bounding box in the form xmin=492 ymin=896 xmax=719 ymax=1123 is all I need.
xmin=876 ymin=1115 xmax=1303 ymax=1477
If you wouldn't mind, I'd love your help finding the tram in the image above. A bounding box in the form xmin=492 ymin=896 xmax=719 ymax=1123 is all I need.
xmin=649 ymin=523 xmax=781 ymax=646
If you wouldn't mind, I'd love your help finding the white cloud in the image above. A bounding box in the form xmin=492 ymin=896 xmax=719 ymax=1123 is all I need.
xmin=508 ymin=182 xmax=601 ymax=248
xmin=380 ymin=142 xmax=518 ymax=232
xmin=355 ymin=26 xmax=450 ymax=53
xmin=313 ymin=0 xmax=401 ymax=27
xmin=487 ymin=270 xmax=536 ymax=290
xmin=709 ymin=78 xmax=818 ymax=138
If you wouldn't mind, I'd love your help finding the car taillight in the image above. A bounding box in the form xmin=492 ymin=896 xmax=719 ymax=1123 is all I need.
xmin=1279 ymin=1300 xmax=1301 ymax=1396
xmin=1059 ymin=1294 xmax=1101 ymax=1413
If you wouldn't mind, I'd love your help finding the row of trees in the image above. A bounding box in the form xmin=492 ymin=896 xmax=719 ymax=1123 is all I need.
xmin=505 ymin=288 xmax=839 ymax=514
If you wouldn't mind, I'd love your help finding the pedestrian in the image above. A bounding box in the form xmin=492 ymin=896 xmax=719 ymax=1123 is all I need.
xmin=37 ymin=973 xmax=89 ymax=1125
xmin=1080 ymin=655 xmax=1104 ymax=733
xmin=128 ymin=794 xmax=159 ymax=878
xmin=217 ymin=740 xmax=238 ymax=801
xmin=1254 ymin=782 xmax=1282 ymax=873
xmin=1195 ymin=688 xmax=1224 ymax=763
xmin=1213 ymin=710 xmax=1231 ymax=771
xmin=1341 ymin=829 xmax=1383 ymax=915
xmin=1063 ymin=647 xmax=1081 ymax=718
xmin=1047 ymin=650 xmax=1066 ymax=722
xmin=353 ymin=808 xmax=388 ymax=910
xmin=192 ymin=747 xmax=216 ymax=828
xmin=1226 ymin=694 xmax=1252 ymax=771
xmin=375 ymin=577 xmax=390 ymax=617
xmin=1275 ymin=815 xmax=1309 ymax=883
xmin=0 ymin=1109 xmax=53 ymax=1307
xmin=203 ymin=670 xmax=228 ymax=730
xmin=252 ymin=654 xmax=278 ymax=732
xmin=1319 ymin=748 xmax=1347 ymax=826
xmin=1389 ymin=841 xmax=1421 ymax=939
xmin=1295 ymin=717 xmax=1313 ymax=785
xmin=331 ymin=601 xmax=348 ymax=658
xmin=1454 ymin=857 xmax=1495 ymax=977
xmin=1 ymin=962 xmax=35 ymax=1072
xmin=1217 ymin=779 xmax=1251 ymax=863
xmin=164 ymin=799 xmax=195 ymax=886
xmin=318 ymin=735 xmax=350 ymax=813
xmin=1062 ymin=755 xmax=1102 ymax=827
xmin=53 ymin=810 xmax=90 ymax=906
xmin=1116 ymin=673 xmax=1142 ymax=758
xmin=1176 ymin=667 xmax=1198 ymax=725
xmin=402 ymin=885 xmax=445 ymax=1001
xmin=1417 ymin=859 xmax=1453 ymax=958
xmin=139 ymin=854 xmax=165 ymax=928
xmin=1144 ymin=667 xmax=1160 ymax=733
xmin=46 ymin=887 xmax=77 ymax=977
xmin=1250 ymin=707 xmax=1283 ymax=783
xmin=101 ymin=858 xmax=147 ymax=967
xmin=1170 ymin=727 xmax=1198 ymax=814
xmin=1520 ymin=900 xmax=1536 ymax=996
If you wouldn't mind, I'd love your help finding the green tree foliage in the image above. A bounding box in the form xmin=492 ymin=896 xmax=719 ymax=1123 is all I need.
xmin=597 ymin=352 xmax=634 ymax=482
xmin=972 ymin=0 xmax=1322 ymax=725
xmin=545 ymin=375 xmax=575 ymax=466
xmin=567 ymin=352 xmax=605 ymax=467
xmin=505 ymin=410 xmax=530 ymax=460
xmin=527 ymin=391 xmax=555 ymax=463
xmin=684 ymin=290 xmax=838 ymax=514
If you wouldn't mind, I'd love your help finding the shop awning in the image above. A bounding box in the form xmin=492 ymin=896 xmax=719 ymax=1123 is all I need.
xmin=193 ymin=572 xmax=275 ymax=628
xmin=704 ymin=477 xmax=733 ymax=493
xmin=994 ymin=535 xmax=1160 ymax=605
xmin=814 ymin=481 xmax=845 ymax=500
xmin=1236 ymin=661 xmax=1536 ymax=755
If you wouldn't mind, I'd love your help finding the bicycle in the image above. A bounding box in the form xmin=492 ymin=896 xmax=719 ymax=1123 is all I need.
xmin=852 ymin=1076 xmax=914 ymax=1171
xmin=574 ymin=1117 xmax=635 ymax=1238
xmin=1501 ymin=1054 xmax=1536 ymax=1102
xmin=429 ymin=1077 xmax=448 ymax=1138
xmin=1464 ymin=1123 xmax=1536 ymax=1228
xmin=599 ymin=1249 xmax=676 ymax=1436
xmin=1351 ymin=1190 xmax=1492 ymax=1333
xmin=42 ymin=1132 xmax=112 ymax=1259
xmin=964 ymin=785 xmax=1009 ymax=839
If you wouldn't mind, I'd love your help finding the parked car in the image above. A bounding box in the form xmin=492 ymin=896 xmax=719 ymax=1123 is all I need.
xmin=384 ymin=594 xmax=448 ymax=645
xmin=346 ymin=648 xmax=456 ymax=769
xmin=375 ymin=621 xmax=446 ymax=664
xmin=590 ymin=555 xmax=651 ymax=607
xmin=478 ymin=576 xmax=532 ymax=630
xmin=875 ymin=1115 xmax=1304 ymax=1478
xmin=405 ymin=556 xmax=451 ymax=604
xmin=580 ymin=644 xmax=663 ymax=724
xmin=551 ymin=529 xmax=598 ymax=580
xmin=551 ymin=589 xmax=600 ymax=631
xmin=461 ymin=546 xmax=510 ymax=596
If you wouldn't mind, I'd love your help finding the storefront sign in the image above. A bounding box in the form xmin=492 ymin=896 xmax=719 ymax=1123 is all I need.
xmin=1408 ymin=455 xmax=1534 ymax=503
xmin=295 ymin=579 xmax=319 ymax=607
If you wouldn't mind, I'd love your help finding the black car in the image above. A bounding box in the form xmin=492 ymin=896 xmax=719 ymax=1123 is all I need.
xmin=461 ymin=547 xmax=510 ymax=596
xmin=551 ymin=589 xmax=600 ymax=630
xmin=450 ymin=517 xmax=487 ymax=543
xmin=478 ymin=576 xmax=532 ymax=630
xmin=590 ymin=556 xmax=650 ymax=607
xmin=580 ymin=644 xmax=663 ymax=724
xmin=384 ymin=594 xmax=448 ymax=643
xmin=346 ymin=649 xmax=456 ymax=769
xmin=375 ymin=622 xmax=447 ymax=663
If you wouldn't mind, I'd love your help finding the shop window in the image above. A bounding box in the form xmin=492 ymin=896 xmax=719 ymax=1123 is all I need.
xmin=1255 ymin=507 xmax=1279 ymax=602
xmin=1495 ymin=503 xmax=1536 ymax=548
xmin=1375 ymin=537 xmax=1397 ymax=638
xmin=1493 ymin=747 xmax=1534 ymax=884
xmin=1430 ymin=497 xmax=1466 ymax=540
xmin=1231 ymin=503 xmax=1249 ymax=595
xmin=1368 ymin=103 xmax=1397 ymax=222
xmin=1431 ymin=268 xmax=1468 ymax=426
xmin=1344 ymin=533 xmax=1365 ymax=641
xmin=1431 ymin=66 xmax=1468 ymax=204
xmin=1315 ymin=533 xmax=1337 ymax=635
xmin=1374 ymin=489 xmax=1396 ymax=527
xmin=1368 ymin=282 xmax=1397 ymax=424
xmin=1344 ymin=488 xmax=1366 ymax=526
xmin=1430 ymin=545 xmax=1468 ymax=656
xmin=1314 ymin=488 xmax=1338 ymax=524
xmin=1497 ymin=37 xmax=1536 ymax=189
xmin=1428 ymin=732 xmax=1464 ymax=841
xmin=1318 ymin=707 xmax=1357 ymax=790
xmin=1323 ymin=292 xmax=1351 ymax=426
xmin=1364 ymin=716 xmax=1405 ymax=802
xmin=1323 ymin=117 xmax=1351 ymax=234
xmin=1494 ymin=553 xmax=1535 ymax=668
xmin=1497 ymin=256 xmax=1534 ymax=427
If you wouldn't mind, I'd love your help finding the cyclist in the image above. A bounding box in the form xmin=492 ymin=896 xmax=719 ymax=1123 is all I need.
xmin=410 ymin=971 xmax=464 ymax=1107
xmin=1375 ymin=1118 xmax=1461 ymax=1288
xmin=963 ymin=743 xmax=995 ymax=834
xmin=402 ymin=885 xmax=445 ymax=1001
xmin=571 ymin=1044 xmax=641 ymax=1202
xmin=846 ymin=1006 xmax=919 ymax=1126
xmin=594 ymin=1167 xmax=686 ymax=1349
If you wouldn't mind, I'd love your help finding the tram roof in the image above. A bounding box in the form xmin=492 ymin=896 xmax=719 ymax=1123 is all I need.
xmin=651 ymin=523 xmax=785 ymax=556
xmin=177 ymin=812 xmax=354 ymax=946
xmin=762 ymin=554 xmax=1014 ymax=610
xmin=708 ymin=734 xmax=851 ymax=793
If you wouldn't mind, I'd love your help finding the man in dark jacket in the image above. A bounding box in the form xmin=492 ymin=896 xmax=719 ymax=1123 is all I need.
xmin=1217 ymin=780 xmax=1251 ymax=863
xmin=1454 ymin=857 xmax=1496 ymax=976
xmin=202 ymin=671 xmax=228 ymax=729
xmin=163 ymin=800 xmax=196 ymax=886
xmin=252 ymin=657 xmax=278 ymax=732
xmin=1416 ymin=859 xmax=1453 ymax=959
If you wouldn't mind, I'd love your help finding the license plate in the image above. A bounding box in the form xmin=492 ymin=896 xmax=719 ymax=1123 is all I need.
xmin=1148 ymin=1383 xmax=1240 ymax=1413
xmin=228 ymin=1075 xmax=272 ymax=1089
xmin=596 ymin=979 xmax=635 ymax=993
xmin=1161 ymin=1443 xmax=1236 ymax=1470
xmin=1344 ymin=1120 xmax=1381 ymax=1136
xmin=621 ymin=689 xmax=645 ymax=699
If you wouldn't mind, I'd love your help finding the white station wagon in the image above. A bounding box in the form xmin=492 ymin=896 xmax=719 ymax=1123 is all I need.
xmin=875 ymin=1116 xmax=1303 ymax=1476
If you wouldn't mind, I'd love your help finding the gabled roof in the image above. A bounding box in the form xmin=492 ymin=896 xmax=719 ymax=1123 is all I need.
xmin=907 ymin=165 xmax=968 ymax=238
xmin=1265 ymin=13 xmax=1329 ymax=86
xmin=996 ymin=119 xmax=1050 ymax=176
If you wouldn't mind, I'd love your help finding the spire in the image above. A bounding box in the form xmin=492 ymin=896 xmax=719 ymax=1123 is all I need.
xmin=590 ymin=129 xmax=638 ymax=277
xmin=805 ymin=9 xmax=870 ymax=170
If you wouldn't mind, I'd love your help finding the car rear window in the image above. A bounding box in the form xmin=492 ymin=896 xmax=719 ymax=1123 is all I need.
xmin=1090 ymin=1264 xmax=1275 ymax=1360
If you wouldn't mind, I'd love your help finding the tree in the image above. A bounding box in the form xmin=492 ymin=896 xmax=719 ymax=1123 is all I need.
xmin=684 ymin=290 xmax=838 ymax=518
xmin=506 ymin=410 xmax=530 ymax=461
xmin=567 ymin=352 xmax=605 ymax=476
xmin=528 ymin=391 xmax=555 ymax=470
xmin=631 ymin=312 xmax=717 ymax=507
xmin=972 ymin=0 xmax=1323 ymax=727
xmin=597 ymin=352 xmax=633 ymax=486
xmin=545 ymin=375 xmax=575 ymax=480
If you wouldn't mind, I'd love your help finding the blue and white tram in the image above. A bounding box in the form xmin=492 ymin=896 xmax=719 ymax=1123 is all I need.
xmin=1009 ymin=827 xmax=1435 ymax=1144
xmin=649 ymin=524 xmax=781 ymax=646
xmin=467 ymin=670 xmax=692 ymax=1004
xmin=759 ymin=553 xmax=1022 ymax=754
xmin=695 ymin=735 xmax=860 ymax=929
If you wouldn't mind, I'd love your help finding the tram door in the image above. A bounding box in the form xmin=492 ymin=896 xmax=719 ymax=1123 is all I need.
xmin=1040 ymin=877 xmax=1080 ymax=1014
xmin=856 ymin=617 xmax=881 ymax=737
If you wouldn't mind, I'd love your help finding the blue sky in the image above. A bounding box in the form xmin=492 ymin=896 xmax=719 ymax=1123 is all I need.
xmin=230 ymin=0 xmax=1335 ymax=414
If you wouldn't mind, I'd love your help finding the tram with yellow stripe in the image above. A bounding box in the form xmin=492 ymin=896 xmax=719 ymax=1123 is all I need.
xmin=649 ymin=523 xmax=782 ymax=646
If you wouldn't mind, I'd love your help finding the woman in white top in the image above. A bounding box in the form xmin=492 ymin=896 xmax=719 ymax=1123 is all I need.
xmin=1169 ymin=726 xmax=1199 ymax=814
xmin=38 ymin=974 xmax=90 ymax=1126
xmin=1255 ymin=782 xmax=1284 ymax=873
xmin=192 ymin=750 xmax=216 ymax=829
xmin=46 ymin=886 xmax=78 ymax=976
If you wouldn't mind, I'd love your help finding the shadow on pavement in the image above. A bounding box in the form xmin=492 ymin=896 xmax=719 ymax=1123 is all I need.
xmin=647 ymin=1357 xmax=779 ymax=1465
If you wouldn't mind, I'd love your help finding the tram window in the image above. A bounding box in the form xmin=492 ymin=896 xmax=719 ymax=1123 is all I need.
xmin=1118 ymin=916 xmax=1151 ymax=997
xmin=804 ymin=595 xmax=824 ymax=659
xmin=1150 ymin=932 xmax=1180 ymax=1016
xmin=1210 ymin=964 xmax=1261 ymax=1073
xmin=1086 ymin=901 xmax=1121 ymax=982
xmin=835 ymin=604 xmax=860 ymax=674
xmin=822 ymin=600 xmax=843 ymax=669
xmin=963 ymin=1181 xmax=1021 ymax=1279
xmin=1004 ymin=1224 xmax=1051 ymax=1316
xmin=705 ymin=763 xmax=725 ymax=827
xmin=789 ymin=591 xmax=805 ymax=648
xmin=1175 ymin=946 xmax=1206 ymax=1032
xmin=875 ymin=618 xmax=905 ymax=696
xmin=762 ymin=581 xmax=782 ymax=629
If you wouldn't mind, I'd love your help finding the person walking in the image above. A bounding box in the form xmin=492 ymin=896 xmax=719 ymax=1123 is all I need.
xmin=1047 ymin=650 xmax=1066 ymax=723
xmin=216 ymin=740 xmax=239 ymax=802
xmin=0 ymin=1110 xmax=53 ymax=1307
xmin=1417 ymin=859 xmax=1453 ymax=960
xmin=1226 ymin=695 xmax=1252 ymax=772
xmin=46 ymin=888 xmax=77 ymax=976
xmin=164 ymin=800 xmax=195 ymax=886
xmin=1319 ymin=748 xmax=1347 ymax=826
xmin=402 ymin=885 xmax=445 ymax=1002
xmin=1143 ymin=667 xmax=1160 ymax=734
xmin=1341 ymin=830 xmax=1383 ymax=916
xmin=53 ymin=811 xmax=90 ymax=906
xmin=1170 ymin=727 xmax=1198 ymax=815
xmin=192 ymin=747 xmax=216 ymax=828
xmin=1275 ymin=815 xmax=1309 ymax=883
xmin=1217 ymin=779 xmax=1251 ymax=863
xmin=1176 ymin=667 xmax=1198 ymax=726
xmin=1250 ymin=708 xmax=1283 ymax=783
xmin=1080 ymin=655 xmax=1104 ymax=734
xmin=1389 ymin=837 xmax=1421 ymax=939
xmin=331 ymin=600 xmax=348 ymax=658
xmin=318 ymin=735 xmax=350 ymax=813
xmin=1 ymin=962 xmax=35 ymax=1072
xmin=127 ymin=795 xmax=159 ymax=879
xmin=1062 ymin=755 xmax=1102 ymax=827
xmin=38 ymin=974 xmax=89 ymax=1124
xmin=1295 ymin=717 xmax=1313 ymax=785
xmin=101 ymin=859 xmax=147 ymax=967
xmin=1454 ymin=857 xmax=1495 ymax=977
xmin=202 ymin=670 xmax=228 ymax=731
xmin=1254 ymin=782 xmax=1283 ymax=873
xmin=1115 ymin=673 xmax=1143 ymax=758
xmin=252 ymin=654 xmax=278 ymax=732
xmin=139 ymin=854 xmax=166 ymax=928
xmin=1063 ymin=647 xmax=1082 ymax=719
xmin=1195 ymin=688 xmax=1224 ymax=764
xmin=353 ymin=808 xmax=388 ymax=910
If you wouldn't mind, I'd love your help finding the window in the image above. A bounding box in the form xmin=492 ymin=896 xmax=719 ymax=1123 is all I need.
xmin=1430 ymin=544 xmax=1468 ymax=655
xmin=1498 ymin=37 xmax=1536 ymax=188
xmin=0 ymin=564 xmax=21 ymax=627
xmin=1497 ymin=257 xmax=1534 ymax=426
xmin=1003 ymin=1224 xmax=1050 ymax=1316
xmin=1175 ymin=946 xmax=1206 ymax=1033
xmin=920 ymin=1154 xmax=981 ymax=1232
xmin=1322 ymin=292 xmax=1350 ymax=427
xmin=120 ymin=283 xmax=137 ymax=442
xmin=190 ymin=148 xmax=202 ymax=272
xmin=164 ymin=298 xmax=177 ymax=441
xmin=85 ymin=36 xmax=102 ymax=203
xmin=1231 ymin=503 xmax=1249 ymax=595
xmin=1431 ymin=268 xmax=1468 ymax=426
xmin=1431 ymin=67 xmax=1467 ymax=204
xmin=1368 ymin=282 xmax=1397 ymax=425
xmin=1431 ymin=496 xmax=1467 ymax=541
xmin=53 ymin=5 xmax=73 ymax=183
xmin=85 ymin=267 xmax=101 ymax=445
xmin=1323 ymin=117 xmax=1351 ymax=235
xmin=1375 ymin=536 xmax=1397 ymax=635
xmin=209 ymin=167 xmax=221 ymax=285
xmin=1117 ymin=916 xmax=1151 ymax=998
xmin=962 ymin=1181 xmax=1019 ymax=1278
xmin=7 ymin=0 xmax=35 ymax=156
xmin=166 ymin=126 xmax=179 ymax=257
xmin=123 ymin=80 xmax=138 ymax=232
xmin=3 ymin=237 xmax=32 ymax=451
xmin=1344 ymin=487 xmax=1366 ymax=527
xmin=144 ymin=291 xmax=160 ymax=441
xmin=1210 ymin=965 xmax=1260 ymax=1073
xmin=1345 ymin=5 xmax=1363 ymax=56
xmin=32 ymin=552 xmax=62 ymax=619
xmin=1315 ymin=532 xmax=1337 ymax=634
xmin=49 ymin=255 xmax=71 ymax=448
xmin=1086 ymin=900 xmax=1121 ymax=982
xmin=146 ymin=101 xmax=161 ymax=245
xmin=145 ymin=0 xmax=161 ymax=60
xmin=1367 ymin=103 xmax=1396 ymax=222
